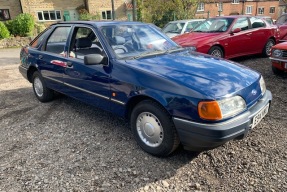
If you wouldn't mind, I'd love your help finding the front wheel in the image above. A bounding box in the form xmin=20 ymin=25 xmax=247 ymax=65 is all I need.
xmin=208 ymin=46 xmax=224 ymax=58
xmin=32 ymin=71 xmax=54 ymax=102
xmin=262 ymin=38 xmax=275 ymax=57
xmin=130 ymin=100 xmax=180 ymax=156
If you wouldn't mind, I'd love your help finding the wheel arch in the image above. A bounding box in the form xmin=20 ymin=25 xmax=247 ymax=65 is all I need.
xmin=210 ymin=44 xmax=225 ymax=57
xmin=125 ymin=94 xmax=168 ymax=121
xmin=27 ymin=66 xmax=38 ymax=83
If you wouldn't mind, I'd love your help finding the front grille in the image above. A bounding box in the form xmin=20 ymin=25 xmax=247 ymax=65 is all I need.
xmin=282 ymin=50 xmax=287 ymax=58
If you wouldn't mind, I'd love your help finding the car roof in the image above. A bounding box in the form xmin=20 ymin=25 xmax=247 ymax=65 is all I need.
xmin=213 ymin=15 xmax=254 ymax=19
xmin=52 ymin=20 xmax=145 ymax=27
xmin=167 ymin=19 xmax=205 ymax=23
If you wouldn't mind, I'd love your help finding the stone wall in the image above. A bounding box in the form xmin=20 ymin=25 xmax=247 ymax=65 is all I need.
xmin=0 ymin=37 xmax=32 ymax=49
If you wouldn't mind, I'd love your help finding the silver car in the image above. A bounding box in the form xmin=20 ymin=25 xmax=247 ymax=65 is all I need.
xmin=162 ymin=19 xmax=205 ymax=38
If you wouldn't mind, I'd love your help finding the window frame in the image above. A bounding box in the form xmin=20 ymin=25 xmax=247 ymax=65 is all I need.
xmin=232 ymin=0 xmax=239 ymax=4
xmin=197 ymin=2 xmax=205 ymax=12
xmin=258 ymin=7 xmax=264 ymax=15
xmin=101 ymin=10 xmax=113 ymax=20
xmin=0 ymin=9 xmax=11 ymax=21
xmin=269 ymin=7 xmax=275 ymax=14
xmin=37 ymin=10 xmax=62 ymax=21
xmin=246 ymin=6 xmax=253 ymax=14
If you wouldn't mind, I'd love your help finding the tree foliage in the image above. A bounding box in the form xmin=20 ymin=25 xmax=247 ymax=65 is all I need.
xmin=137 ymin=0 xmax=198 ymax=27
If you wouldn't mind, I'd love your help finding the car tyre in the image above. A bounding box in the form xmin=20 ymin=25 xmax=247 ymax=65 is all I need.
xmin=262 ymin=38 xmax=275 ymax=57
xmin=208 ymin=46 xmax=224 ymax=58
xmin=32 ymin=71 xmax=54 ymax=102
xmin=130 ymin=100 xmax=180 ymax=156
xmin=272 ymin=65 xmax=284 ymax=75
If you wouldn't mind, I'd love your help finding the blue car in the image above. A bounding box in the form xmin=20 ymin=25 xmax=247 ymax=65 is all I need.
xmin=19 ymin=21 xmax=272 ymax=156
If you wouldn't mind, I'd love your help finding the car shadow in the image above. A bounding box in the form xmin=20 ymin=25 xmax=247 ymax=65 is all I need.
xmin=0 ymin=87 xmax=201 ymax=191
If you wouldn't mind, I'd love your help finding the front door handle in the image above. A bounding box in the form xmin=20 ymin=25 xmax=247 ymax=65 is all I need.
xmin=38 ymin=55 xmax=43 ymax=59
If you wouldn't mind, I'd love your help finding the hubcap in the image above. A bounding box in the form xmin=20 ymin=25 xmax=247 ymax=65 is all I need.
xmin=266 ymin=40 xmax=274 ymax=56
xmin=136 ymin=112 xmax=163 ymax=147
xmin=211 ymin=49 xmax=222 ymax=58
xmin=34 ymin=77 xmax=43 ymax=97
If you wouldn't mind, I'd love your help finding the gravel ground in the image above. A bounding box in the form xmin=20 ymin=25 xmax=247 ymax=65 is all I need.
xmin=0 ymin=51 xmax=286 ymax=191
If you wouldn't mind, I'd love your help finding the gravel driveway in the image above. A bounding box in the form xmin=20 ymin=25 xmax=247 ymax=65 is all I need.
xmin=0 ymin=51 xmax=286 ymax=191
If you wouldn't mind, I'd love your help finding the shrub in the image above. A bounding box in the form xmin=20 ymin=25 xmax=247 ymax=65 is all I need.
xmin=34 ymin=22 xmax=46 ymax=35
xmin=0 ymin=21 xmax=10 ymax=39
xmin=5 ymin=13 xmax=35 ymax=37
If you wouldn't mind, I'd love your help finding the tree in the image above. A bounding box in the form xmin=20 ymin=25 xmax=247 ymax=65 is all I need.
xmin=137 ymin=0 xmax=198 ymax=27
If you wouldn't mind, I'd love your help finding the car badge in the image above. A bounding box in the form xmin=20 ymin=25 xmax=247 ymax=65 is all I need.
xmin=251 ymin=89 xmax=257 ymax=95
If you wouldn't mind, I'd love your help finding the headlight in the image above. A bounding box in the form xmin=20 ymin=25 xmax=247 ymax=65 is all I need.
xmin=259 ymin=76 xmax=266 ymax=95
xmin=198 ymin=96 xmax=246 ymax=120
xmin=272 ymin=49 xmax=282 ymax=57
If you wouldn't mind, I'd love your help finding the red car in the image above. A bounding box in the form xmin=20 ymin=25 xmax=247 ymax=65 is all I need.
xmin=172 ymin=15 xmax=279 ymax=59
xmin=270 ymin=42 xmax=287 ymax=75
xmin=275 ymin=13 xmax=287 ymax=41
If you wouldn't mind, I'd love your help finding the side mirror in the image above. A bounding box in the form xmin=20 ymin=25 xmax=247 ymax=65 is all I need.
xmin=84 ymin=54 xmax=105 ymax=65
xmin=231 ymin=28 xmax=241 ymax=33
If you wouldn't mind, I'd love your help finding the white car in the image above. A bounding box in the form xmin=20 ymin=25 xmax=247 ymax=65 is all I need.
xmin=162 ymin=19 xmax=205 ymax=38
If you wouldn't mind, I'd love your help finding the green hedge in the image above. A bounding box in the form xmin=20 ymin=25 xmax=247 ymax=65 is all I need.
xmin=5 ymin=13 xmax=35 ymax=37
xmin=0 ymin=21 xmax=10 ymax=39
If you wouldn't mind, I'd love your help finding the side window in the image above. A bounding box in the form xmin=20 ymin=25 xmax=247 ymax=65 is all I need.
xmin=45 ymin=26 xmax=71 ymax=54
xmin=276 ymin=15 xmax=287 ymax=25
xmin=71 ymin=27 xmax=103 ymax=60
xmin=30 ymin=27 xmax=52 ymax=48
xmin=250 ymin=17 xmax=266 ymax=29
xmin=232 ymin=17 xmax=249 ymax=31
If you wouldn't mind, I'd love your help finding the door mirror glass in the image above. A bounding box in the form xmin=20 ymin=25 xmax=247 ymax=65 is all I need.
xmin=84 ymin=54 xmax=104 ymax=65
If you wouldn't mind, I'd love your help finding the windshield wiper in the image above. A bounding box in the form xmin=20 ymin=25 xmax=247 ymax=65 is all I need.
xmin=133 ymin=50 xmax=166 ymax=59
xmin=165 ymin=46 xmax=184 ymax=54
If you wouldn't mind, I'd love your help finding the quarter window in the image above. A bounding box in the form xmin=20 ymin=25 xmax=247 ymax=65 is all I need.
xmin=270 ymin=7 xmax=275 ymax=14
xmin=0 ymin=9 xmax=11 ymax=21
xmin=246 ymin=6 xmax=252 ymax=14
xmin=37 ymin=10 xmax=61 ymax=21
xmin=250 ymin=17 xmax=266 ymax=28
xmin=258 ymin=7 xmax=264 ymax=15
xmin=232 ymin=0 xmax=239 ymax=4
xmin=197 ymin=3 xmax=205 ymax=12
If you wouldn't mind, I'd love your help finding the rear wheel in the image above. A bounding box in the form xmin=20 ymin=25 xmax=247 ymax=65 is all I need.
xmin=208 ymin=46 xmax=224 ymax=58
xmin=130 ymin=100 xmax=180 ymax=156
xmin=32 ymin=71 xmax=54 ymax=102
xmin=262 ymin=38 xmax=275 ymax=57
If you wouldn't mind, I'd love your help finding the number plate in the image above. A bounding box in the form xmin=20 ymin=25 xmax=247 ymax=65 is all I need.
xmin=251 ymin=103 xmax=269 ymax=129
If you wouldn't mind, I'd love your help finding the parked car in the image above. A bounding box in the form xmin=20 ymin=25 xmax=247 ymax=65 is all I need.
xmin=19 ymin=21 xmax=272 ymax=156
xmin=172 ymin=15 xmax=279 ymax=59
xmin=256 ymin=15 xmax=274 ymax=25
xmin=270 ymin=41 xmax=287 ymax=75
xmin=162 ymin=19 xmax=205 ymax=38
xmin=275 ymin=13 xmax=287 ymax=41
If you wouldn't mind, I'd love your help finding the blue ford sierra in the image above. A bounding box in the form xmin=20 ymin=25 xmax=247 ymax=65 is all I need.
xmin=19 ymin=21 xmax=272 ymax=156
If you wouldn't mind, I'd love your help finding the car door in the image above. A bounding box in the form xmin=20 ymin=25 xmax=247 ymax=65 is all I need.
xmin=226 ymin=17 xmax=253 ymax=58
xmin=62 ymin=25 xmax=111 ymax=111
xmin=248 ymin=17 xmax=269 ymax=53
xmin=38 ymin=25 xmax=72 ymax=91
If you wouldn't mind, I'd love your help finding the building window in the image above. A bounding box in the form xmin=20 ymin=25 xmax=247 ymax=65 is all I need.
xmin=197 ymin=2 xmax=205 ymax=12
xmin=102 ymin=10 xmax=112 ymax=20
xmin=37 ymin=10 xmax=61 ymax=21
xmin=232 ymin=0 xmax=239 ymax=4
xmin=270 ymin=7 xmax=275 ymax=14
xmin=246 ymin=6 xmax=252 ymax=14
xmin=218 ymin=2 xmax=223 ymax=12
xmin=258 ymin=7 xmax=264 ymax=15
xmin=0 ymin=9 xmax=11 ymax=21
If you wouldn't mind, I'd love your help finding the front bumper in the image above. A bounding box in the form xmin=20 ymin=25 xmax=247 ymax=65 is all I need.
xmin=173 ymin=90 xmax=272 ymax=151
xmin=270 ymin=57 xmax=287 ymax=72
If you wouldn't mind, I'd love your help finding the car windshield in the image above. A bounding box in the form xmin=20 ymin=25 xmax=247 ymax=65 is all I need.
xmin=101 ymin=24 xmax=181 ymax=59
xmin=162 ymin=22 xmax=185 ymax=34
xmin=193 ymin=18 xmax=234 ymax=33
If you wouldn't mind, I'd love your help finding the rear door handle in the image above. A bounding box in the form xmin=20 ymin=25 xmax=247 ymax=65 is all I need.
xmin=66 ymin=61 xmax=73 ymax=67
